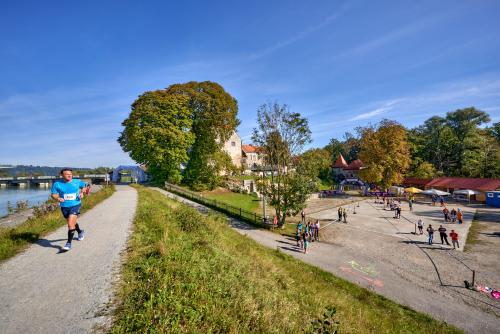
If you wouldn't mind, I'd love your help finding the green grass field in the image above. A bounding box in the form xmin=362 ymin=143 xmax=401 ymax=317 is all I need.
xmin=111 ymin=185 xmax=462 ymax=333
xmin=0 ymin=184 xmax=115 ymax=262
xmin=202 ymin=188 xmax=262 ymax=214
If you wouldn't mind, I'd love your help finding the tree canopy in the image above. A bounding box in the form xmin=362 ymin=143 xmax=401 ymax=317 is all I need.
xmin=119 ymin=81 xmax=239 ymax=187
xmin=118 ymin=91 xmax=194 ymax=183
xmin=165 ymin=82 xmax=240 ymax=190
xmin=358 ymin=119 xmax=411 ymax=188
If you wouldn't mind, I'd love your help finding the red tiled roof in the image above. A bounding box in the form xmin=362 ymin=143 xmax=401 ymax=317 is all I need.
xmin=333 ymin=154 xmax=348 ymax=168
xmin=242 ymin=144 xmax=260 ymax=153
xmin=425 ymin=177 xmax=500 ymax=192
xmin=403 ymin=178 xmax=432 ymax=186
xmin=345 ymin=159 xmax=364 ymax=170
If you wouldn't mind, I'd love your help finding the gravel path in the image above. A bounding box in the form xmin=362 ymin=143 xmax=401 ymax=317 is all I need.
xmin=0 ymin=185 xmax=137 ymax=334
xmin=154 ymin=188 xmax=499 ymax=334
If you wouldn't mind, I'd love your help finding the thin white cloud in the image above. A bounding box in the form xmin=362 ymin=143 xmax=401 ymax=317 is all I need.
xmin=248 ymin=2 xmax=352 ymax=60
xmin=349 ymin=99 xmax=402 ymax=121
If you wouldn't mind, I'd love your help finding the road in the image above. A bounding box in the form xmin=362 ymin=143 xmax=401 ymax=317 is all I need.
xmin=0 ymin=185 xmax=137 ymax=334
xmin=154 ymin=187 xmax=499 ymax=334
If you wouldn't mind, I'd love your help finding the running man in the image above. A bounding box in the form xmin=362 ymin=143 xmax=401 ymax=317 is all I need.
xmin=51 ymin=168 xmax=87 ymax=251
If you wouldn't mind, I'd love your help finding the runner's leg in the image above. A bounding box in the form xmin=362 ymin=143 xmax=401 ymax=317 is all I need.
xmin=67 ymin=214 xmax=77 ymax=243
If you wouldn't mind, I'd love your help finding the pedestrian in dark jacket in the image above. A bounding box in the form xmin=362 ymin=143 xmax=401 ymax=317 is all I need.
xmin=438 ymin=225 xmax=450 ymax=245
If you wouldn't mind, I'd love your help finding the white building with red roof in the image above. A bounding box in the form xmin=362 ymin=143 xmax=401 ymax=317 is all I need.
xmin=332 ymin=153 xmax=365 ymax=180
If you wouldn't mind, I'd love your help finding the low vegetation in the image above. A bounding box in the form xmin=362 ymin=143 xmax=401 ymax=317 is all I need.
xmin=0 ymin=184 xmax=115 ymax=262
xmin=112 ymin=186 xmax=461 ymax=333
xmin=464 ymin=210 xmax=482 ymax=251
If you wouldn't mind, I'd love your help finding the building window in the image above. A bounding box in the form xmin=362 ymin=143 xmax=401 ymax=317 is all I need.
xmin=231 ymin=142 xmax=236 ymax=147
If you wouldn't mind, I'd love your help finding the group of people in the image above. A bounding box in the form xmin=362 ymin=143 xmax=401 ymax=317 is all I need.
xmin=431 ymin=194 xmax=446 ymax=206
xmin=442 ymin=207 xmax=463 ymax=224
xmin=295 ymin=220 xmax=320 ymax=253
xmin=417 ymin=219 xmax=461 ymax=249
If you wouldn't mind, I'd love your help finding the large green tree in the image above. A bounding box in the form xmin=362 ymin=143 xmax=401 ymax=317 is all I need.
xmin=358 ymin=120 xmax=411 ymax=188
xmin=118 ymin=90 xmax=194 ymax=183
xmin=297 ymin=148 xmax=331 ymax=186
xmin=252 ymin=103 xmax=313 ymax=227
xmin=445 ymin=107 xmax=490 ymax=174
xmin=164 ymin=81 xmax=240 ymax=190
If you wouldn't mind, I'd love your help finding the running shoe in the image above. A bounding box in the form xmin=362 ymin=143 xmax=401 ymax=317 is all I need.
xmin=77 ymin=230 xmax=85 ymax=241
xmin=62 ymin=242 xmax=72 ymax=251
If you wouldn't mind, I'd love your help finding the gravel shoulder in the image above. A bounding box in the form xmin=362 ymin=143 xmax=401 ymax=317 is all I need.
xmin=154 ymin=188 xmax=499 ymax=334
xmin=0 ymin=185 xmax=137 ymax=334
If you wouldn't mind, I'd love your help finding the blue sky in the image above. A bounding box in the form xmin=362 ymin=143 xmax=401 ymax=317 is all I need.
xmin=1 ymin=0 xmax=499 ymax=167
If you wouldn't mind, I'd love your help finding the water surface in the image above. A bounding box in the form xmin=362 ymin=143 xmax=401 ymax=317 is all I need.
xmin=0 ymin=187 xmax=51 ymax=217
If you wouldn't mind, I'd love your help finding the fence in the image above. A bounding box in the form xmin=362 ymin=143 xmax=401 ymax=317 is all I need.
xmin=164 ymin=182 xmax=271 ymax=229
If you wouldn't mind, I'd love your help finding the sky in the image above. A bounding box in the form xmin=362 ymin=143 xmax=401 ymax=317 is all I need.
xmin=1 ymin=0 xmax=499 ymax=167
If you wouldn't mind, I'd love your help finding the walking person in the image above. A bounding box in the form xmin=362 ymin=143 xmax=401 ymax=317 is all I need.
xmin=396 ymin=206 xmax=401 ymax=219
xmin=343 ymin=208 xmax=347 ymax=223
xmin=303 ymin=231 xmax=309 ymax=254
xmin=439 ymin=196 xmax=445 ymax=207
xmin=450 ymin=208 xmax=457 ymax=223
xmin=409 ymin=199 xmax=413 ymax=211
xmin=431 ymin=195 xmax=437 ymax=206
xmin=315 ymin=219 xmax=320 ymax=241
xmin=417 ymin=219 xmax=424 ymax=234
xmin=50 ymin=168 xmax=88 ymax=251
xmin=457 ymin=208 xmax=463 ymax=224
xmin=295 ymin=229 xmax=301 ymax=247
xmin=426 ymin=224 xmax=434 ymax=245
xmin=450 ymin=230 xmax=460 ymax=249
xmin=338 ymin=207 xmax=342 ymax=221
xmin=438 ymin=225 xmax=450 ymax=245
xmin=301 ymin=209 xmax=306 ymax=224
xmin=443 ymin=207 xmax=450 ymax=222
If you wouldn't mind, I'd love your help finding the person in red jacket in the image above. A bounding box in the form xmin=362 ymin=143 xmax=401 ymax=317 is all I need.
xmin=449 ymin=230 xmax=459 ymax=249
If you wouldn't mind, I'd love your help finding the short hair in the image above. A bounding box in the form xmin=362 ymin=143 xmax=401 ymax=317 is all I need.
xmin=60 ymin=168 xmax=73 ymax=175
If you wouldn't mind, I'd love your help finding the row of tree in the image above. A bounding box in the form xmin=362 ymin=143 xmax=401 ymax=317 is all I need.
xmin=300 ymin=108 xmax=499 ymax=188
xmin=119 ymin=81 xmax=498 ymax=227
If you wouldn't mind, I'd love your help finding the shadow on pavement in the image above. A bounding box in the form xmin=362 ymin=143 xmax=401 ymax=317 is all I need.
xmin=34 ymin=238 xmax=65 ymax=252
xmin=228 ymin=219 xmax=257 ymax=231
xmin=279 ymin=246 xmax=303 ymax=253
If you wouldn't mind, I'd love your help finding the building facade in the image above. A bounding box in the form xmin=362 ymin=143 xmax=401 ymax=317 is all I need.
xmin=222 ymin=132 xmax=242 ymax=169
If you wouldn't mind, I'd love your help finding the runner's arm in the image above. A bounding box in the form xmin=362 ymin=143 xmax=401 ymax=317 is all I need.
xmin=51 ymin=193 xmax=64 ymax=203
xmin=50 ymin=183 xmax=64 ymax=202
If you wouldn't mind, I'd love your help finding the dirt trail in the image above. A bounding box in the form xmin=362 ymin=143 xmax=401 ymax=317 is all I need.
xmin=0 ymin=185 xmax=137 ymax=334
xmin=154 ymin=187 xmax=499 ymax=334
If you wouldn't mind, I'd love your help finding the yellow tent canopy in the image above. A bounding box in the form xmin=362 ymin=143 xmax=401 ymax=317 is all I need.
xmin=405 ymin=187 xmax=422 ymax=193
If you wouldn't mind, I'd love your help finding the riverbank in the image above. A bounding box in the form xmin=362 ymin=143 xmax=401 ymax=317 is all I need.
xmin=0 ymin=185 xmax=102 ymax=228
xmin=0 ymin=184 xmax=112 ymax=262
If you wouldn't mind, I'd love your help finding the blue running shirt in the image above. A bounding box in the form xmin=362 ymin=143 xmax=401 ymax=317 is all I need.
xmin=51 ymin=179 xmax=87 ymax=207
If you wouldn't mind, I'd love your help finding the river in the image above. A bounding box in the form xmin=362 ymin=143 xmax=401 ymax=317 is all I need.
xmin=0 ymin=187 xmax=51 ymax=217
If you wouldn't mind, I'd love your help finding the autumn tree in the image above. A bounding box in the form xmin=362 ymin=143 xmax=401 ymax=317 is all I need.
xmin=252 ymin=103 xmax=313 ymax=227
xmin=164 ymin=81 xmax=240 ymax=190
xmin=118 ymin=91 xmax=194 ymax=183
xmin=358 ymin=119 xmax=411 ymax=188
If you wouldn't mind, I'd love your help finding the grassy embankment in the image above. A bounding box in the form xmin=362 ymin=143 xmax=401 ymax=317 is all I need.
xmin=464 ymin=210 xmax=481 ymax=252
xmin=111 ymin=185 xmax=461 ymax=333
xmin=0 ymin=184 xmax=115 ymax=262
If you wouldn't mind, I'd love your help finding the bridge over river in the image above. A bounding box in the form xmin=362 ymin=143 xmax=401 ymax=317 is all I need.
xmin=0 ymin=174 xmax=109 ymax=187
